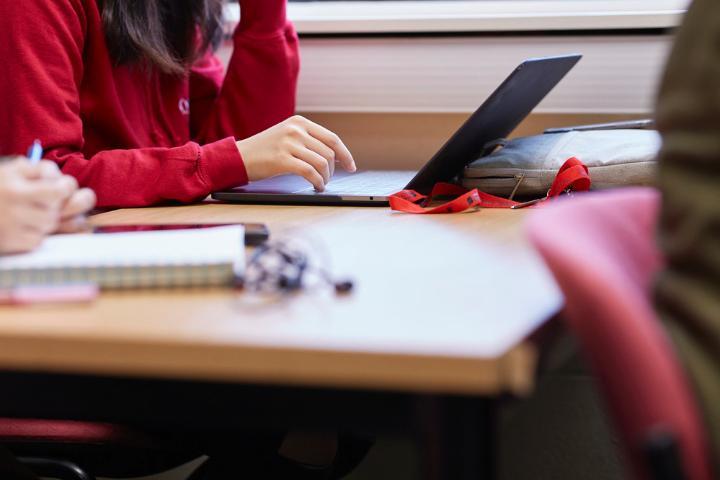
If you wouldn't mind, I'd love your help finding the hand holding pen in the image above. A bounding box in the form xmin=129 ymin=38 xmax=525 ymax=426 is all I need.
xmin=25 ymin=141 xmax=97 ymax=233
xmin=0 ymin=142 xmax=96 ymax=253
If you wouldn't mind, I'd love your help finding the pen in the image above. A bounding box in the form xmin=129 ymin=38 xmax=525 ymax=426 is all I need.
xmin=26 ymin=139 xmax=43 ymax=165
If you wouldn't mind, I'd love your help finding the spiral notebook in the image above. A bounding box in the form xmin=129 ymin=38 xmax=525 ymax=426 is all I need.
xmin=0 ymin=226 xmax=245 ymax=289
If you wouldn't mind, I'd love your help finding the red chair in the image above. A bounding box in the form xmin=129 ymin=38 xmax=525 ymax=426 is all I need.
xmin=526 ymin=188 xmax=714 ymax=480
xmin=0 ymin=418 xmax=193 ymax=480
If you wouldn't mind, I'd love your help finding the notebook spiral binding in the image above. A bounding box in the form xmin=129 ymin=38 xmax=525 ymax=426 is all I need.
xmin=1 ymin=263 xmax=237 ymax=290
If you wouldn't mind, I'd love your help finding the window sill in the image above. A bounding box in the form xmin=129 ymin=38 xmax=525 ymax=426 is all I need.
xmin=225 ymin=0 xmax=689 ymax=35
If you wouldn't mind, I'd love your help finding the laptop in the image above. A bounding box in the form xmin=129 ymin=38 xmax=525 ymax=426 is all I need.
xmin=212 ymin=54 xmax=582 ymax=206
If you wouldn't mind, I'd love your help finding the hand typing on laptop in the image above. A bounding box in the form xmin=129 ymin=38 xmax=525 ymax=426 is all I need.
xmin=214 ymin=55 xmax=582 ymax=206
xmin=236 ymin=115 xmax=357 ymax=192
xmin=0 ymin=158 xmax=96 ymax=254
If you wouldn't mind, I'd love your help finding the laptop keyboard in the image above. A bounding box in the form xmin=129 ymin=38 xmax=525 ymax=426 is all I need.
xmin=298 ymin=171 xmax=416 ymax=196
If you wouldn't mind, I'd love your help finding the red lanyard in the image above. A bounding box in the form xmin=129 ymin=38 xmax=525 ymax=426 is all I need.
xmin=389 ymin=157 xmax=591 ymax=214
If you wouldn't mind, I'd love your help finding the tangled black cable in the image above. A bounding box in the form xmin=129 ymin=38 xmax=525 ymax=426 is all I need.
xmin=236 ymin=241 xmax=354 ymax=295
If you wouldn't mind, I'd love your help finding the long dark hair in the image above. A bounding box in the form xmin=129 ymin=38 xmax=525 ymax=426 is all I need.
xmin=100 ymin=0 xmax=225 ymax=76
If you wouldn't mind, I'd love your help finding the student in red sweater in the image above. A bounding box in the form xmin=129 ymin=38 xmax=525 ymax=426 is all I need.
xmin=0 ymin=0 xmax=355 ymax=208
xmin=0 ymin=0 xmax=367 ymax=477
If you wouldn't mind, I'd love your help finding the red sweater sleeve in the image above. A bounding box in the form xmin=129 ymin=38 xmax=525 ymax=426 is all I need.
xmin=0 ymin=0 xmax=248 ymax=208
xmin=190 ymin=2 xmax=300 ymax=142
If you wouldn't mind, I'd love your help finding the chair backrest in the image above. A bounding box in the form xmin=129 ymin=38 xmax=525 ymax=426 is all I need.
xmin=526 ymin=188 xmax=712 ymax=480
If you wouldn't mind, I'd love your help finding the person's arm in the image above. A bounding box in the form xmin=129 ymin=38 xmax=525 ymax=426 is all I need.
xmin=654 ymin=0 xmax=720 ymax=469
xmin=0 ymin=0 xmax=247 ymax=208
xmin=188 ymin=0 xmax=356 ymax=191
xmin=190 ymin=0 xmax=299 ymax=143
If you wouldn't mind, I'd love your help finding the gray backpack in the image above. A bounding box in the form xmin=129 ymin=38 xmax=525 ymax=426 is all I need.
xmin=461 ymin=129 xmax=660 ymax=198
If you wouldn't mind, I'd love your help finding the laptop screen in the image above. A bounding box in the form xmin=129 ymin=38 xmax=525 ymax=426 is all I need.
xmin=406 ymin=54 xmax=582 ymax=193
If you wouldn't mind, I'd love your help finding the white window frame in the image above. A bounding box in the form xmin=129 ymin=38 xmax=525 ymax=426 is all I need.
xmin=221 ymin=1 xmax=689 ymax=114
xmin=225 ymin=1 xmax=689 ymax=35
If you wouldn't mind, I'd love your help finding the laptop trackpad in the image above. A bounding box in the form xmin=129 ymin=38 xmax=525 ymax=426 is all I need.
xmin=227 ymin=173 xmax=324 ymax=194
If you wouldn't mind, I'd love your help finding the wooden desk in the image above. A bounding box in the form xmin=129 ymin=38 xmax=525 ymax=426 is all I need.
xmin=0 ymin=204 xmax=558 ymax=396
xmin=0 ymin=204 xmax=561 ymax=479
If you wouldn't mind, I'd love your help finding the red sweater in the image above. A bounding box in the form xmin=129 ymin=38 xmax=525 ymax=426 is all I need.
xmin=0 ymin=0 xmax=299 ymax=207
